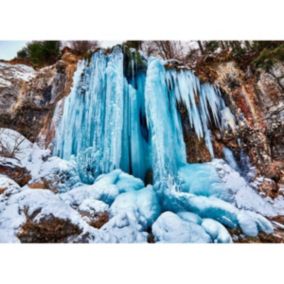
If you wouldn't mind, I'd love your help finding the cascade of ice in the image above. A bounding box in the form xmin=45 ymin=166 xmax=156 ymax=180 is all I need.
xmin=54 ymin=47 xmax=235 ymax=186
xmin=144 ymin=58 xmax=186 ymax=186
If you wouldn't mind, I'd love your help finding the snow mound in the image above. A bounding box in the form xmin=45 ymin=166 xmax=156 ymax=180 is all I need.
xmin=98 ymin=213 xmax=147 ymax=243
xmin=152 ymin=211 xmax=211 ymax=243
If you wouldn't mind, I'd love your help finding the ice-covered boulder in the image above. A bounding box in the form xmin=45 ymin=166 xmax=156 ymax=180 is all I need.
xmin=237 ymin=210 xmax=273 ymax=237
xmin=110 ymin=185 xmax=161 ymax=229
xmin=201 ymin=218 xmax=232 ymax=243
xmin=152 ymin=211 xmax=211 ymax=243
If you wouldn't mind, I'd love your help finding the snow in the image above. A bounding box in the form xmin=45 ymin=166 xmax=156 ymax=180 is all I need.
xmin=110 ymin=185 xmax=161 ymax=229
xmin=0 ymin=62 xmax=36 ymax=83
xmin=152 ymin=211 xmax=211 ymax=243
xmin=177 ymin=211 xmax=202 ymax=224
xmin=60 ymin=181 xmax=119 ymax=207
xmin=0 ymin=77 xmax=12 ymax=87
xmin=79 ymin=199 xmax=109 ymax=214
xmin=237 ymin=211 xmax=259 ymax=237
xmin=201 ymin=218 xmax=232 ymax=243
xmin=178 ymin=159 xmax=278 ymax=217
xmin=99 ymin=213 xmax=147 ymax=243
xmin=0 ymin=174 xmax=21 ymax=198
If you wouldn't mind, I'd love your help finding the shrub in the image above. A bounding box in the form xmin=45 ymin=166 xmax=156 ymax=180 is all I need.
xmin=16 ymin=41 xmax=61 ymax=67
xmin=253 ymin=43 xmax=284 ymax=70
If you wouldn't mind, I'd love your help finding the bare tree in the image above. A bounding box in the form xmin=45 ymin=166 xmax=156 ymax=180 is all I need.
xmin=0 ymin=129 xmax=26 ymax=160
xmin=66 ymin=41 xmax=99 ymax=56
xmin=142 ymin=41 xmax=187 ymax=62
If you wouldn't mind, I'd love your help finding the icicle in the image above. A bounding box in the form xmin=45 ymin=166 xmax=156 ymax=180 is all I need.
xmin=144 ymin=58 xmax=186 ymax=186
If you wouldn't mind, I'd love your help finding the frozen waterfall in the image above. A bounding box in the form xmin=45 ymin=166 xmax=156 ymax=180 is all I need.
xmin=54 ymin=46 xmax=235 ymax=186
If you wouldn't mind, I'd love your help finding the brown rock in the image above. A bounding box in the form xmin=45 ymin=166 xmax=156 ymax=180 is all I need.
xmin=79 ymin=209 xmax=109 ymax=229
xmin=0 ymin=159 xmax=31 ymax=186
xmin=18 ymin=214 xmax=82 ymax=243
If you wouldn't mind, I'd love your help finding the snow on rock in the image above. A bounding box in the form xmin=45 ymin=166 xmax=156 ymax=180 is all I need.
xmin=0 ymin=157 xmax=32 ymax=186
xmin=30 ymin=156 xmax=81 ymax=193
xmin=0 ymin=62 xmax=36 ymax=86
xmin=163 ymin=189 xmax=274 ymax=238
xmin=0 ymin=189 xmax=99 ymax=243
xmin=79 ymin=198 xmax=109 ymax=213
xmin=78 ymin=199 xmax=109 ymax=228
xmin=99 ymin=213 xmax=147 ymax=243
xmin=237 ymin=210 xmax=274 ymax=237
xmin=201 ymin=218 xmax=232 ymax=243
xmin=110 ymin=185 xmax=161 ymax=229
xmin=0 ymin=174 xmax=22 ymax=215
xmin=152 ymin=211 xmax=211 ymax=243
xmin=178 ymin=159 xmax=277 ymax=217
xmin=0 ymin=174 xmax=21 ymax=198
xmin=61 ymin=180 xmax=119 ymax=207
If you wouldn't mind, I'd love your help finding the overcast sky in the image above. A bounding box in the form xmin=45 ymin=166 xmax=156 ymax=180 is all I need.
xmin=0 ymin=41 xmax=122 ymax=60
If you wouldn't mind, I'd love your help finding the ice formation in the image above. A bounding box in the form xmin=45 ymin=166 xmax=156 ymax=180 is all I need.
xmin=54 ymin=47 xmax=234 ymax=186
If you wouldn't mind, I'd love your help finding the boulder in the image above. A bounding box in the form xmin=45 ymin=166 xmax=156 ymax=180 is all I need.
xmin=0 ymin=158 xmax=31 ymax=186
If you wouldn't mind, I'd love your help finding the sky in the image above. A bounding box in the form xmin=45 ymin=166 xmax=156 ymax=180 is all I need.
xmin=0 ymin=41 xmax=122 ymax=60
xmin=0 ymin=41 xmax=28 ymax=60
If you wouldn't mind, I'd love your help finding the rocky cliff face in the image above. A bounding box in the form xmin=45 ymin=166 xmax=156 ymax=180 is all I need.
xmin=0 ymin=52 xmax=79 ymax=145
xmin=212 ymin=61 xmax=284 ymax=197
